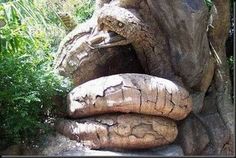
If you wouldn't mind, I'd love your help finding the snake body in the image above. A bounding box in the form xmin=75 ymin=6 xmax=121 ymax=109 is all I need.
xmin=68 ymin=74 xmax=192 ymax=120
xmin=55 ymin=3 xmax=193 ymax=150
xmin=55 ymin=113 xmax=178 ymax=149
xmin=96 ymin=5 xmax=181 ymax=84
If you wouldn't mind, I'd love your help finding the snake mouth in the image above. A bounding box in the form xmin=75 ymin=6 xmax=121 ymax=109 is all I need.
xmin=87 ymin=27 xmax=131 ymax=49
xmin=54 ymin=22 xmax=193 ymax=151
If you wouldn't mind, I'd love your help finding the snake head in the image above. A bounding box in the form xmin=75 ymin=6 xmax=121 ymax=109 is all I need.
xmin=97 ymin=5 xmax=142 ymax=40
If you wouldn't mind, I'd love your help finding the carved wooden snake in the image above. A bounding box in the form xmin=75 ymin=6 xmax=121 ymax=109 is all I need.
xmin=55 ymin=5 xmax=192 ymax=150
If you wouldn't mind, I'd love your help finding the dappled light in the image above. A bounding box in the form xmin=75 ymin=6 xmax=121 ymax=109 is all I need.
xmin=0 ymin=0 xmax=234 ymax=156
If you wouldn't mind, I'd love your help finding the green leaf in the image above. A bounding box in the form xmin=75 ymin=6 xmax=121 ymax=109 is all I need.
xmin=204 ymin=0 xmax=213 ymax=10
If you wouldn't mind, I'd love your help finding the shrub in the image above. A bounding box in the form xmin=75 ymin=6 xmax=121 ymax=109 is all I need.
xmin=75 ymin=0 xmax=95 ymax=23
xmin=0 ymin=1 xmax=71 ymax=144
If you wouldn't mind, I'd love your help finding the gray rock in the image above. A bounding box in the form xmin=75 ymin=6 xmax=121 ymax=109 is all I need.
xmin=177 ymin=114 xmax=209 ymax=155
xmin=39 ymin=132 xmax=83 ymax=156
xmin=38 ymin=132 xmax=184 ymax=156
xmin=54 ymin=144 xmax=184 ymax=156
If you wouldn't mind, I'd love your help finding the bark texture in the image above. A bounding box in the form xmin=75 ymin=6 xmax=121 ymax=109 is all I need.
xmin=53 ymin=0 xmax=234 ymax=156
xmin=68 ymin=74 xmax=192 ymax=120
xmin=55 ymin=114 xmax=178 ymax=149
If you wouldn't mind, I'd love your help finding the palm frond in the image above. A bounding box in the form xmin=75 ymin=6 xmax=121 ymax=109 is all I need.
xmin=1 ymin=0 xmax=61 ymax=28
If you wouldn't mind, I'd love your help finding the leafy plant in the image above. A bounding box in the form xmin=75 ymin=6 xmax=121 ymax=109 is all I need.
xmin=204 ymin=0 xmax=213 ymax=10
xmin=0 ymin=0 xmax=71 ymax=145
xmin=227 ymin=56 xmax=234 ymax=71
xmin=0 ymin=0 xmax=96 ymax=146
xmin=75 ymin=0 xmax=95 ymax=23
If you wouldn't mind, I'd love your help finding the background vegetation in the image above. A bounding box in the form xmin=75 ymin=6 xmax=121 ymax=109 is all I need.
xmin=226 ymin=0 xmax=235 ymax=99
xmin=0 ymin=0 xmax=95 ymax=147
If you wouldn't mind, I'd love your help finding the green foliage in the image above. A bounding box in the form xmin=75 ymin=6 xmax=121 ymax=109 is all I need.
xmin=0 ymin=0 xmax=95 ymax=145
xmin=0 ymin=0 xmax=71 ymax=144
xmin=75 ymin=0 xmax=95 ymax=23
xmin=204 ymin=0 xmax=213 ymax=10
xmin=227 ymin=56 xmax=234 ymax=73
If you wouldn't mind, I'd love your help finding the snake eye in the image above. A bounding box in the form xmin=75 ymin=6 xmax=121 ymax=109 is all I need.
xmin=118 ymin=22 xmax=124 ymax=28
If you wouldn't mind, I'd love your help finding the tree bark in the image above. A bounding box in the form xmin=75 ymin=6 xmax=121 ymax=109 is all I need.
xmin=53 ymin=0 xmax=234 ymax=156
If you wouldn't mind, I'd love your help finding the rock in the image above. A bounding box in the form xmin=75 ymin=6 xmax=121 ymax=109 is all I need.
xmin=177 ymin=114 xmax=209 ymax=155
xmin=38 ymin=132 xmax=83 ymax=156
xmin=53 ymin=144 xmax=184 ymax=156
xmin=37 ymin=131 xmax=184 ymax=156
xmin=55 ymin=114 xmax=178 ymax=149
xmin=149 ymin=145 xmax=184 ymax=156
xmin=147 ymin=0 xmax=211 ymax=88
xmin=67 ymin=73 xmax=192 ymax=120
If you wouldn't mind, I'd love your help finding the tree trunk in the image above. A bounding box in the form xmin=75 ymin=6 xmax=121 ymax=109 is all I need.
xmin=52 ymin=0 xmax=234 ymax=156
